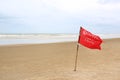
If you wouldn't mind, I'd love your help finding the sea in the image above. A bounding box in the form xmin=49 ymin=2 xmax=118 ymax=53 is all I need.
xmin=0 ymin=34 xmax=120 ymax=45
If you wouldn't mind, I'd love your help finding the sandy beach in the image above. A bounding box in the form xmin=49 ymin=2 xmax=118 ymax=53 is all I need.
xmin=0 ymin=38 xmax=120 ymax=80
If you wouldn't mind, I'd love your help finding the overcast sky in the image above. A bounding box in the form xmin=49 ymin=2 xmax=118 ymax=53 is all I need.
xmin=0 ymin=0 xmax=120 ymax=34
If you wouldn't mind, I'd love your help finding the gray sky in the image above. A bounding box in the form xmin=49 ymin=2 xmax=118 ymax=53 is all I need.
xmin=0 ymin=0 xmax=120 ymax=34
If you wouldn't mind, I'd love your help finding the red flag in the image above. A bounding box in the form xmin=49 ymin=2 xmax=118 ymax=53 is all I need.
xmin=78 ymin=27 xmax=102 ymax=50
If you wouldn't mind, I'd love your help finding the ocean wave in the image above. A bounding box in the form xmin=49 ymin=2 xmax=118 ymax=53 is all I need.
xmin=0 ymin=34 xmax=120 ymax=45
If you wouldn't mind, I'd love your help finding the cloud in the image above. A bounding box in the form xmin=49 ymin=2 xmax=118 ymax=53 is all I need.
xmin=0 ymin=0 xmax=54 ymax=17
xmin=98 ymin=0 xmax=120 ymax=4
xmin=0 ymin=0 xmax=120 ymax=33
xmin=0 ymin=0 xmax=99 ymax=16
xmin=42 ymin=0 xmax=98 ymax=13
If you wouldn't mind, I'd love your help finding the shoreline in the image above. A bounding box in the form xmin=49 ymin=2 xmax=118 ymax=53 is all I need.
xmin=0 ymin=38 xmax=119 ymax=46
xmin=0 ymin=34 xmax=120 ymax=46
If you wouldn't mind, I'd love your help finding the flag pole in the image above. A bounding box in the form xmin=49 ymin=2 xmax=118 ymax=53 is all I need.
xmin=74 ymin=44 xmax=79 ymax=71
xmin=74 ymin=26 xmax=82 ymax=71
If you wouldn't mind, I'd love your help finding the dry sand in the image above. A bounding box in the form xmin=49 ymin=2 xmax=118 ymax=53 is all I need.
xmin=0 ymin=38 xmax=120 ymax=80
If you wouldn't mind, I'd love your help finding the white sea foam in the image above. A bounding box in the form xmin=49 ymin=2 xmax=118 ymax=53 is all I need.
xmin=0 ymin=34 xmax=77 ymax=45
xmin=99 ymin=34 xmax=120 ymax=39
xmin=0 ymin=34 xmax=120 ymax=45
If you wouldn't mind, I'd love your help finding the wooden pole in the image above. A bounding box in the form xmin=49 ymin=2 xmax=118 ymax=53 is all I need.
xmin=74 ymin=44 xmax=79 ymax=71
xmin=74 ymin=26 xmax=81 ymax=71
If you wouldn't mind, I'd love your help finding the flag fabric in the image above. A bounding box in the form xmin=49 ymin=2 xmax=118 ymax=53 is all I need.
xmin=78 ymin=27 xmax=102 ymax=50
